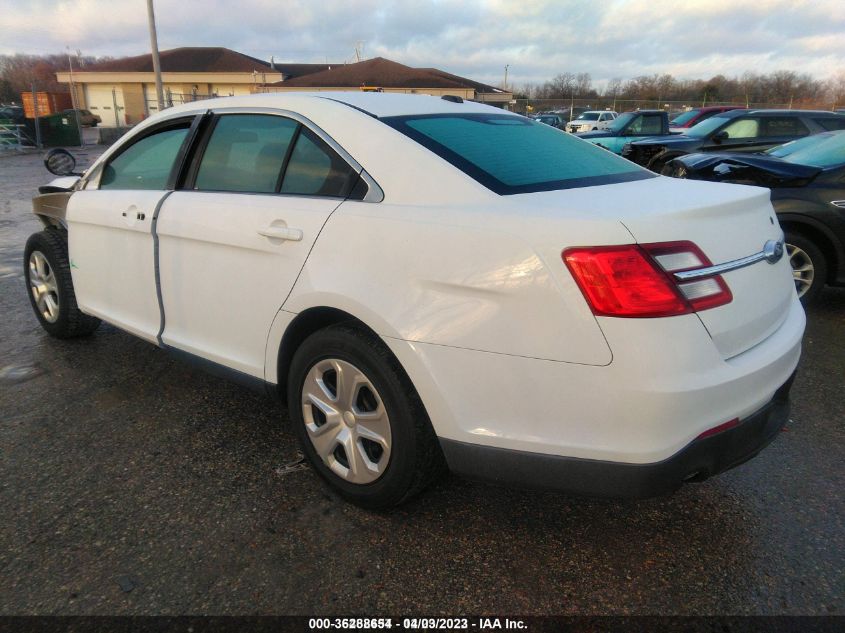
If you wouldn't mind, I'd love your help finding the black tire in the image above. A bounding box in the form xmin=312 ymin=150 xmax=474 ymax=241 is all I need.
xmin=23 ymin=229 xmax=101 ymax=338
xmin=647 ymin=152 xmax=676 ymax=173
xmin=785 ymin=231 xmax=826 ymax=305
xmin=91 ymin=122 xmax=98 ymax=128
xmin=287 ymin=324 xmax=446 ymax=509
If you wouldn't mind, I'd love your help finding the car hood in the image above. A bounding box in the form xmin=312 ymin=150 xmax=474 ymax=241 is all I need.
xmin=674 ymin=152 xmax=822 ymax=187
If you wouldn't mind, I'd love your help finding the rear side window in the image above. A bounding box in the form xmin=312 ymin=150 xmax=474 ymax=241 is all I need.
xmin=100 ymin=124 xmax=190 ymax=190
xmin=195 ymin=114 xmax=298 ymax=193
xmin=383 ymin=113 xmax=651 ymax=195
xmin=813 ymin=117 xmax=845 ymax=131
xmin=764 ymin=117 xmax=809 ymax=138
xmin=281 ymin=128 xmax=359 ymax=197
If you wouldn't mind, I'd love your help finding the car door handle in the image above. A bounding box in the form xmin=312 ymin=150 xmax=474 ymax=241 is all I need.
xmin=257 ymin=226 xmax=303 ymax=241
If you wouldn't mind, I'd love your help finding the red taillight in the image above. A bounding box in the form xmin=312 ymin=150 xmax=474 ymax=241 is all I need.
xmin=563 ymin=241 xmax=732 ymax=318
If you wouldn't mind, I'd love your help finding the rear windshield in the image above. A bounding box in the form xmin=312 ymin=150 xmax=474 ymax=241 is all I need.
xmin=382 ymin=113 xmax=652 ymax=195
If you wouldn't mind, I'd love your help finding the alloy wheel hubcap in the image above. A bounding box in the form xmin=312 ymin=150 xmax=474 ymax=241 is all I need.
xmin=28 ymin=251 xmax=60 ymax=323
xmin=301 ymin=358 xmax=391 ymax=484
xmin=787 ymin=243 xmax=814 ymax=298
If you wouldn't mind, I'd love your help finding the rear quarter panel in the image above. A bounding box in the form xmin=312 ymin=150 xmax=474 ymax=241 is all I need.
xmin=281 ymin=201 xmax=620 ymax=367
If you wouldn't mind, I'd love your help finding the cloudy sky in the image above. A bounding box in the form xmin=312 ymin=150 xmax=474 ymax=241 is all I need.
xmin=1 ymin=0 xmax=843 ymax=88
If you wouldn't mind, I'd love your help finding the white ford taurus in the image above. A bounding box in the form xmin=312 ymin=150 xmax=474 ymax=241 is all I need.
xmin=26 ymin=92 xmax=804 ymax=508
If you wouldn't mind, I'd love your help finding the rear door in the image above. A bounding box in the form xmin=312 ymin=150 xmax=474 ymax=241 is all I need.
xmin=155 ymin=110 xmax=361 ymax=378
xmin=66 ymin=117 xmax=197 ymax=342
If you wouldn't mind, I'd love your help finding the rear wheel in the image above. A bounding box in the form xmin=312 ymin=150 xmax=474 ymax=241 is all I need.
xmin=24 ymin=229 xmax=100 ymax=338
xmin=287 ymin=325 xmax=445 ymax=508
xmin=785 ymin=232 xmax=826 ymax=305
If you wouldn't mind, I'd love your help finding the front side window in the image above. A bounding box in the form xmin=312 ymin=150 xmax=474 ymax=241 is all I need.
xmin=721 ymin=117 xmax=761 ymax=139
xmin=195 ymin=114 xmax=298 ymax=193
xmin=383 ymin=113 xmax=651 ymax=195
xmin=100 ymin=124 xmax=190 ymax=190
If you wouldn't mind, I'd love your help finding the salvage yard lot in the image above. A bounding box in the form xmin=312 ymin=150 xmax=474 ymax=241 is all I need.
xmin=1 ymin=150 xmax=843 ymax=614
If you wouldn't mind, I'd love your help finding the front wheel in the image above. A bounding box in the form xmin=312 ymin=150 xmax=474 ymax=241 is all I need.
xmin=24 ymin=229 xmax=101 ymax=338
xmin=785 ymin=232 xmax=826 ymax=305
xmin=287 ymin=325 xmax=445 ymax=508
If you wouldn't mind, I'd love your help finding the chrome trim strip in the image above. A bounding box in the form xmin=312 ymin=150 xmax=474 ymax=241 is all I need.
xmin=674 ymin=239 xmax=784 ymax=281
xmin=208 ymin=106 xmax=384 ymax=202
xmin=831 ymin=200 xmax=845 ymax=209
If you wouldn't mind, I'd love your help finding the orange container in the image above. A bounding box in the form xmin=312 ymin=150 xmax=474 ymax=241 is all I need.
xmin=21 ymin=92 xmax=73 ymax=118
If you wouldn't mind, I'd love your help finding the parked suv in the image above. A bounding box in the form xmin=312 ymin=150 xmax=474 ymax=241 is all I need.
xmin=25 ymin=93 xmax=803 ymax=508
xmin=624 ymin=109 xmax=845 ymax=172
xmin=565 ymin=110 xmax=618 ymax=133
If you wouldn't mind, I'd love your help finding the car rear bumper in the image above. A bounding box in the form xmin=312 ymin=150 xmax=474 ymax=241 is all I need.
xmin=440 ymin=371 xmax=794 ymax=498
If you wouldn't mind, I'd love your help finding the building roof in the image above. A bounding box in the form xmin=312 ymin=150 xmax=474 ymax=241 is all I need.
xmin=273 ymin=63 xmax=334 ymax=80
xmin=81 ymin=47 xmax=275 ymax=73
xmin=417 ymin=68 xmax=505 ymax=95
xmin=269 ymin=57 xmax=507 ymax=94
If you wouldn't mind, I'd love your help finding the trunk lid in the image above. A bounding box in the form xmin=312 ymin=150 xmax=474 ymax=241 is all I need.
xmin=523 ymin=176 xmax=796 ymax=359
xmin=615 ymin=178 xmax=794 ymax=358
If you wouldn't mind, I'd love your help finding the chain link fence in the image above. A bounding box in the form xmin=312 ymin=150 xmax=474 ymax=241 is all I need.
xmin=513 ymin=97 xmax=837 ymax=117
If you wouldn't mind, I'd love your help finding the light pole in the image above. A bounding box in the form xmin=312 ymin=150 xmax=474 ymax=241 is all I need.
xmin=66 ymin=47 xmax=83 ymax=146
xmin=146 ymin=0 xmax=165 ymax=111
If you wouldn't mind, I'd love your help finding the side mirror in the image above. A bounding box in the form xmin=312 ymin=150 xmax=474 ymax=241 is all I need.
xmin=44 ymin=148 xmax=79 ymax=176
xmin=712 ymin=130 xmax=729 ymax=143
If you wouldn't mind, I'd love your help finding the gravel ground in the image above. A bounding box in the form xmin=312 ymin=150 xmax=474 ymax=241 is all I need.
xmin=1 ymin=150 xmax=843 ymax=615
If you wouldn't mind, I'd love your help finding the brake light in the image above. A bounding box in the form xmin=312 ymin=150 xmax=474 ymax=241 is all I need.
xmin=563 ymin=241 xmax=732 ymax=318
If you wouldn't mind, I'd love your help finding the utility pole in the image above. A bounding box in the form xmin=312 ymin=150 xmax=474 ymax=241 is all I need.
xmin=146 ymin=0 xmax=165 ymax=111
xmin=503 ymin=64 xmax=509 ymax=91
xmin=31 ymin=83 xmax=42 ymax=149
xmin=66 ymin=48 xmax=83 ymax=147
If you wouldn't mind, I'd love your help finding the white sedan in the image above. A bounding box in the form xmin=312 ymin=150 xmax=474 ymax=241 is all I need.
xmin=26 ymin=93 xmax=803 ymax=508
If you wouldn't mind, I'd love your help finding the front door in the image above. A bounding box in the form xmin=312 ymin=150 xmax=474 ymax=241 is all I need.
xmin=67 ymin=119 xmax=195 ymax=342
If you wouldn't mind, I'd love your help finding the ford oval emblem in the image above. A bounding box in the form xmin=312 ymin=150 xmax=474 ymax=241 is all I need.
xmin=764 ymin=239 xmax=784 ymax=264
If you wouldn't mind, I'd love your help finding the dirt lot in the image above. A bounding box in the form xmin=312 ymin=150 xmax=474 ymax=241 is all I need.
xmin=1 ymin=150 xmax=843 ymax=615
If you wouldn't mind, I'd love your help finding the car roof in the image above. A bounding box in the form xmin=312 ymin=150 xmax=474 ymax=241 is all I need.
xmin=727 ymin=109 xmax=844 ymax=117
xmin=696 ymin=106 xmax=745 ymax=112
xmin=160 ymin=91 xmax=515 ymax=120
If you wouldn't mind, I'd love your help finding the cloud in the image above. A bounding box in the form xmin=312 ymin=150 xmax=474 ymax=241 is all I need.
xmin=0 ymin=0 xmax=842 ymax=86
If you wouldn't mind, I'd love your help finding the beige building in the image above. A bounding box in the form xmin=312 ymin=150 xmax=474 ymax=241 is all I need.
xmin=55 ymin=47 xmax=328 ymax=126
xmin=56 ymin=48 xmax=512 ymax=126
